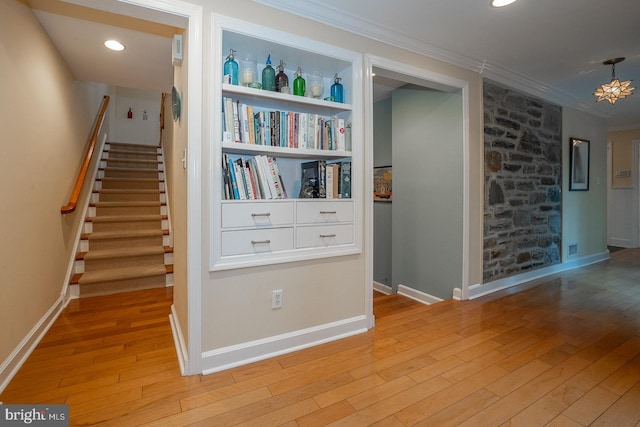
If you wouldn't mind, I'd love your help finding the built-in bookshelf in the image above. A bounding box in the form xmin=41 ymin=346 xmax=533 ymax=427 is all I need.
xmin=211 ymin=15 xmax=362 ymax=271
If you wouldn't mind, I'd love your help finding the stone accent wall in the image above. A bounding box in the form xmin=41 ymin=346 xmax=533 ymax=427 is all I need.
xmin=483 ymin=80 xmax=562 ymax=282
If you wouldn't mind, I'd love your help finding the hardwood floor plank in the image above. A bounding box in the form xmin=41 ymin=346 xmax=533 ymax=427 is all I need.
xmin=562 ymin=385 xmax=620 ymax=426
xmin=3 ymin=252 xmax=640 ymax=425
xmin=591 ymin=381 xmax=640 ymax=426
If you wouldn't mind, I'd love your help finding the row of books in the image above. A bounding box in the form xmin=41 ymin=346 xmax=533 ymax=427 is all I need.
xmin=223 ymin=154 xmax=287 ymax=200
xmin=223 ymin=97 xmax=349 ymax=151
xmin=299 ymin=160 xmax=351 ymax=199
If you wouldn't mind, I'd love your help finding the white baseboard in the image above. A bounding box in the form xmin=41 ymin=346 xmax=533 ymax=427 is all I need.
xmin=169 ymin=305 xmax=188 ymax=376
xmin=201 ymin=315 xmax=369 ymax=375
xmin=608 ymin=238 xmax=633 ymax=248
xmin=0 ymin=295 xmax=68 ymax=394
xmin=397 ymin=285 xmax=443 ymax=305
xmin=462 ymin=251 xmax=610 ymax=300
xmin=373 ymin=281 xmax=392 ymax=295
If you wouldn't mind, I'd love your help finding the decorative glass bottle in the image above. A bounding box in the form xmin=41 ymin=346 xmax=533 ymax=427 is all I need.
xmin=239 ymin=55 xmax=258 ymax=87
xmin=261 ymin=54 xmax=276 ymax=91
xmin=331 ymin=73 xmax=344 ymax=103
xmin=223 ymin=49 xmax=238 ymax=85
xmin=293 ymin=67 xmax=306 ymax=96
xmin=307 ymin=72 xmax=324 ymax=98
xmin=276 ymin=60 xmax=289 ymax=93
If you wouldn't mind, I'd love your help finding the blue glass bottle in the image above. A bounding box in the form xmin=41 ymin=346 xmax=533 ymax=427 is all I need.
xmin=262 ymin=54 xmax=276 ymax=91
xmin=331 ymin=73 xmax=344 ymax=103
xmin=223 ymin=49 xmax=238 ymax=85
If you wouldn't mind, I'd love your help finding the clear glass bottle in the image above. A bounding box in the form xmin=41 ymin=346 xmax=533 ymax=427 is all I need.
xmin=307 ymin=72 xmax=324 ymax=98
xmin=293 ymin=67 xmax=306 ymax=96
xmin=239 ymin=55 xmax=257 ymax=87
xmin=331 ymin=73 xmax=344 ymax=103
xmin=261 ymin=54 xmax=276 ymax=91
xmin=223 ymin=49 xmax=238 ymax=85
xmin=275 ymin=60 xmax=289 ymax=93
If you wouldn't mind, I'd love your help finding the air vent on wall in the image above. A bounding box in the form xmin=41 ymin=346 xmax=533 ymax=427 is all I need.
xmin=568 ymin=243 xmax=578 ymax=257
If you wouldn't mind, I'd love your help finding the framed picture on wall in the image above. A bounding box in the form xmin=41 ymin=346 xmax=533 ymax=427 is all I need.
xmin=569 ymin=137 xmax=590 ymax=191
xmin=374 ymin=166 xmax=392 ymax=201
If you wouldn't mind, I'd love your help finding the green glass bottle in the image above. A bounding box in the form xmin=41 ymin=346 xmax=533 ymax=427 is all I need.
xmin=261 ymin=54 xmax=276 ymax=91
xmin=293 ymin=67 xmax=305 ymax=96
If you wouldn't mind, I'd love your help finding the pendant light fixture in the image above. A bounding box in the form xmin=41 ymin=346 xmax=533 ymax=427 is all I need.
xmin=593 ymin=57 xmax=635 ymax=104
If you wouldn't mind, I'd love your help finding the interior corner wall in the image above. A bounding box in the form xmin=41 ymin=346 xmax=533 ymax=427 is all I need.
xmin=392 ymin=87 xmax=464 ymax=300
xmin=373 ymin=97 xmax=392 ymax=288
xmin=562 ymin=108 xmax=608 ymax=259
xmin=483 ymin=80 xmax=562 ymax=282
xmin=0 ymin=1 xmax=109 ymax=380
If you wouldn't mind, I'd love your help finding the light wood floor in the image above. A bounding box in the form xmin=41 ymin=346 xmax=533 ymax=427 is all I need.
xmin=3 ymin=250 xmax=640 ymax=426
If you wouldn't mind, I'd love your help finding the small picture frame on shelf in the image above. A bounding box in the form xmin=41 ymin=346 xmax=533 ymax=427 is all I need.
xmin=374 ymin=166 xmax=392 ymax=202
xmin=569 ymin=137 xmax=589 ymax=191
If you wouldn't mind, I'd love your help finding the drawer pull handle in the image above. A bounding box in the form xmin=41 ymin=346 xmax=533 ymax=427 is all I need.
xmin=251 ymin=239 xmax=271 ymax=245
xmin=251 ymin=213 xmax=271 ymax=217
xmin=320 ymin=211 xmax=337 ymax=214
xmin=320 ymin=234 xmax=336 ymax=238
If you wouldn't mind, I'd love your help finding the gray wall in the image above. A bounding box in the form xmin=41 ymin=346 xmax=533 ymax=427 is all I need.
xmin=392 ymin=86 xmax=464 ymax=300
xmin=483 ymin=80 xmax=562 ymax=282
xmin=373 ymin=97 xmax=393 ymax=287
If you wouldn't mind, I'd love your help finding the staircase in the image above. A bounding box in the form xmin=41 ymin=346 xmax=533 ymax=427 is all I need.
xmin=70 ymin=142 xmax=173 ymax=297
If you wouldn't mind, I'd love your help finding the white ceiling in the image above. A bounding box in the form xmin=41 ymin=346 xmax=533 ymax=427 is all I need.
xmin=28 ymin=0 xmax=640 ymax=130
xmin=255 ymin=0 xmax=640 ymax=131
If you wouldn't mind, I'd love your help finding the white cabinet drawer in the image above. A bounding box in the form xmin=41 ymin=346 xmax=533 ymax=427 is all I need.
xmin=296 ymin=224 xmax=353 ymax=249
xmin=222 ymin=202 xmax=294 ymax=228
xmin=221 ymin=228 xmax=294 ymax=256
xmin=296 ymin=200 xmax=353 ymax=224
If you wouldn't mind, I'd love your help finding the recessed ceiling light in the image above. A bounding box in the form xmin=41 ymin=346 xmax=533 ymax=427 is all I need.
xmin=104 ymin=40 xmax=125 ymax=51
xmin=491 ymin=0 xmax=518 ymax=7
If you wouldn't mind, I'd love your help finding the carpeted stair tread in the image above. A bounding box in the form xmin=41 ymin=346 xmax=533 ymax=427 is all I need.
xmin=76 ymin=246 xmax=173 ymax=260
xmin=88 ymin=214 xmax=165 ymax=223
xmin=92 ymin=201 xmax=161 ymax=207
xmin=100 ymin=166 xmax=160 ymax=173
xmin=96 ymin=189 xmax=161 ymax=194
xmin=78 ymin=245 xmax=166 ymax=261
xmin=84 ymin=229 xmax=164 ymax=240
xmin=77 ymin=264 xmax=168 ymax=285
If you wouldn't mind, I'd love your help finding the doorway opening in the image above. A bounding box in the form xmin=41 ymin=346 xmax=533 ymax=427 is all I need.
xmin=367 ymin=57 xmax=470 ymax=317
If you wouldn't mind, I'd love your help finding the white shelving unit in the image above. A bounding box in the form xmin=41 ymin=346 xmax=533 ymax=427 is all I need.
xmin=210 ymin=15 xmax=362 ymax=271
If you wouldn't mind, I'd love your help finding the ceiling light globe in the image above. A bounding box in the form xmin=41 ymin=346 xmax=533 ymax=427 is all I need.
xmin=104 ymin=40 xmax=125 ymax=51
xmin=491 ymin=0 xmax=518 ymax=7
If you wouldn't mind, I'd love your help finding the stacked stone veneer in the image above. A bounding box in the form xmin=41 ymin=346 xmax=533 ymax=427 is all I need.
xmin=483 ymin=80 xmax=562 ymax=282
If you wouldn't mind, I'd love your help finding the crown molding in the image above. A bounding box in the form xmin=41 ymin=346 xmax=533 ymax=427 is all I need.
xmin=252 ymin=0 xmax=609 ymax=120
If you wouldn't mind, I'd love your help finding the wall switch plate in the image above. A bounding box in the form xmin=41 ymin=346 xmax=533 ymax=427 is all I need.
xmin=272 ymin=289 xmax=283 ymax=309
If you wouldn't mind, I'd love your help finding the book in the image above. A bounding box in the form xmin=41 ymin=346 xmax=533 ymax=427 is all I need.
xmin=326 ymin=163 xmax=339 ymax=198
xmin=339 ymin=161 xmax=351 ymax=198
xmin=232 ymin=100 xmax=241 ymax=142
xmin=298 ymin=160 xmax=326 ymax=198
xmin=226 ymin=154 xmax=240 ymax=200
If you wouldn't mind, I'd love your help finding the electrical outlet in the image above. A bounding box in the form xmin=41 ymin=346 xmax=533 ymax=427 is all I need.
xmin=272 ymin=289 xmax=283 ymax=309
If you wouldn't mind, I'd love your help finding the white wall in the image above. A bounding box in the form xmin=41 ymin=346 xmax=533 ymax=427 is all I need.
xmin=109 ymin=86 xmax=162 ymax=145
xmin=392 ymin=86 xmax=464 ymax=300
xmin=562 ymin=108 xmax=608 ymax=259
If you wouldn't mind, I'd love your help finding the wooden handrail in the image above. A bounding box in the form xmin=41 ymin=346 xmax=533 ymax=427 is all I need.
xmin=61 ymin=95 xmax=110 ymax=214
